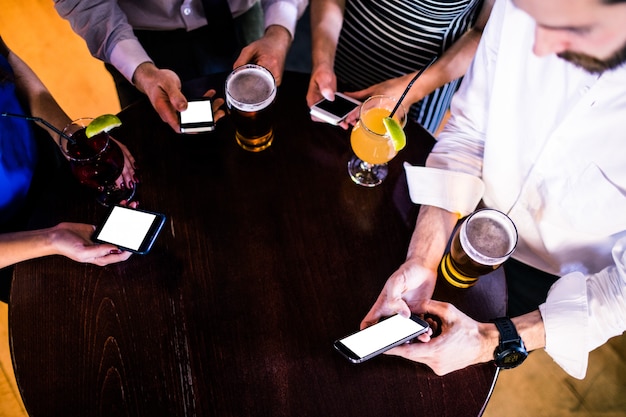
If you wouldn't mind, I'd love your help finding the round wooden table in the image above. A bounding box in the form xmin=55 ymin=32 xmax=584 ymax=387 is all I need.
xmin=10 ymin=72 xmax=505 ymax=417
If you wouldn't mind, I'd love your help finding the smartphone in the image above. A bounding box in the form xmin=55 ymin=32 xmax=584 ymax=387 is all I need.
xmin=93 ymin=205 xmax=166 ymax=254
xmin=310 ymin=92 xmax=361 ymax=125
xmin=333 ymin=314 xmax=430 ymax=363
xmin=179 ymin=97 xmax=215 ymax=133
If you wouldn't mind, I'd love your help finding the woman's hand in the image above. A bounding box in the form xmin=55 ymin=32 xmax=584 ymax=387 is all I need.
xmin=50 ymin=222 xmax=133 ymax=266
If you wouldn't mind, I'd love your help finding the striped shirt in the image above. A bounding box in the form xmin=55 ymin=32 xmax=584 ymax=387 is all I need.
xmin=335 ymin=0 xmax=483 ymax=133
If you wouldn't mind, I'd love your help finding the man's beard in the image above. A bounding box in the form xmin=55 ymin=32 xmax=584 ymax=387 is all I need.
xmin=558 ymin=41 xmax=626 ymax=73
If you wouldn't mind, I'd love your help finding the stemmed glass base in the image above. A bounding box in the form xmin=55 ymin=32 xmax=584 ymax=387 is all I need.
xmin=96 ymin=183 xmax=137 ymax=207
xmin=348 ymin=155 xmax=388 ymax=187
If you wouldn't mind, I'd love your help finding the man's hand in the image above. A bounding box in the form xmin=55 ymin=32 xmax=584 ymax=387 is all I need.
xmin=233 ymin=25 xmax=292 ymax=86
xmin=361 ymin=261 xmax=438 ymax=331
xmin=384 ymin=299 xmax=499 ymax=375
xmin=132 ymin=62 xmax=188 ymax=132
xmin=202 ymin=89 xmax=226 ymax=124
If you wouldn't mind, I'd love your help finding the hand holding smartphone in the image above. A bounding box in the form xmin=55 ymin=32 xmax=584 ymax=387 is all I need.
xmin=310 ymin=92 xmax=361 ymax=126
xmin=333 ymin=314 xmax=430 ymax=363
xmin=179 ymin=97 xmax=215 ymax=133
xmin=93 ymin=205 xmax=166 ymax=254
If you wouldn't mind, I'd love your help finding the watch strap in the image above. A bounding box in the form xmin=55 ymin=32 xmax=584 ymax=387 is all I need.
xmin=492 ymin=317 xmax=527 ymax=369
xmin=493 ymin=317 xmax=520 ymax=345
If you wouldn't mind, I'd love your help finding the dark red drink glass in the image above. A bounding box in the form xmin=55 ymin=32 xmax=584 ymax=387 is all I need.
xmin=60 ymin=118 xmax=135 ymax=206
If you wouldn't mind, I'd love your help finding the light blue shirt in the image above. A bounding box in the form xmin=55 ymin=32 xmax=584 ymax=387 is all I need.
xmin=54 ymin=0 xmax=308 ymax=82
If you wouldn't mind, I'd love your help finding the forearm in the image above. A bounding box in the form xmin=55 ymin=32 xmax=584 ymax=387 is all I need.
xmin=3 ymin=41 xmax=70 ymax=145
xmin=54 ymin=0 xmax=130 ymax=62
xmin=512 ymin=310 xmax=545 ymax=350
xmin=406 ymin=205 xmax=459 ymax=271
xmin=472 ymin=310 xmax=545 ymax=366
xmin=310 ymin=0 xmax=344 ymax=69
xmin=0 ymin=223 xmax=132 ymax=268
xmin=262 ymin=0 xmax=307 ymax=39
xmin=0 ymin=229 xmax=57 ymax=269
xmin=264 ymin=25 xmax=293 ymax=51
xmin=404 ymin=0 xmax=494 ymax=104
xmin=405 ymin=31 xmax=482 ymax=103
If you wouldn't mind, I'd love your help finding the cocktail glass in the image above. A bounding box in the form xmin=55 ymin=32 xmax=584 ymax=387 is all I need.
xmin=348 ymin=95 xmax=407 ymax=187
xmin=60 ymin=118 xmax=135 ymax=206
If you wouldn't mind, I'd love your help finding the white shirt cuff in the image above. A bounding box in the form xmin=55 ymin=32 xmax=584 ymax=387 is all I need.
xmin=110 ymin=39 xmax=154 ymax=83
xmin=263 ymin=2 xmax=299 ymax=38
xmin=403 ymin=163 xmax=485 ymax=217
xmin=538 ymin=271 xmax=589 ymax=379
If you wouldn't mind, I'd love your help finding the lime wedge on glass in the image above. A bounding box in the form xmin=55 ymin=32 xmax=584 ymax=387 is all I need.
xmin=85 ymin=114 xmax=122 ymax=138
xmin=383 ymin=116 xmax=406 ymax=151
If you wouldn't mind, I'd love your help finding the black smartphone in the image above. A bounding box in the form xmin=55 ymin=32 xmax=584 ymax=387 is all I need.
xmin=93 ymin=205 xmax=166 ymax=254
xmin=333 ymin=314 xmax=430 ymax=363
xmin=310 ymin=92 xmax=361 ymax=125
xmin=179 ymin=97 xmax=215 ymax=133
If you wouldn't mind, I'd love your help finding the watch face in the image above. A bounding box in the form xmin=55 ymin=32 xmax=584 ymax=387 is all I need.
xmin=495 ymin=346 xmax=528 ymax=369
xmin=503 ymin=352 xmax=523 ymax=365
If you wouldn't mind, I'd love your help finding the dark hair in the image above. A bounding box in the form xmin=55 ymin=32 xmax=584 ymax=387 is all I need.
xmin=0 ymin=67 xmax=13 ymax=84
xmin=602 ymin=0 xmax=626 ymax=3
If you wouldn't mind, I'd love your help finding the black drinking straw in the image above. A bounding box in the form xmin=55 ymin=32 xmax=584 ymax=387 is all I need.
xmin=1 ymin=112 xmax=75 ymax=143
xmin=389 ymin=56 xmax=438 ymax=118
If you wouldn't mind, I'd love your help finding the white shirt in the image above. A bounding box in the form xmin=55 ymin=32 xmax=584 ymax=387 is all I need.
xmin=54 ymin=0 xmax=308 ymax=82
xmin=405 ymin=0 xmax=626 ymax=379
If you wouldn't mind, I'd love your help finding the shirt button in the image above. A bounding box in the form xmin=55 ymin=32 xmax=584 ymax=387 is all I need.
xmin=183 ymin=7 xmax=191 ymax=15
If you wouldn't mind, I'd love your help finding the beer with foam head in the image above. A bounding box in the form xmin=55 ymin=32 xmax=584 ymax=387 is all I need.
xmin=225 ymin=64 xmax=276 ymax=152
xmin=440 ymin=208 xmax=517 ymax=288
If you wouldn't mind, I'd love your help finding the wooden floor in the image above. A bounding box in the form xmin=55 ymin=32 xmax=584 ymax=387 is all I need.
xmin=2 ymin=1 xmax=626 ymax=416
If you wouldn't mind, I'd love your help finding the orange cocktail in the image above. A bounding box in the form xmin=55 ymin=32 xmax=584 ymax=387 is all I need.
xmin=348 ymin=95 xmax=407 ymax=187
xmin=351 ymin=107 xmax=399 ymax=164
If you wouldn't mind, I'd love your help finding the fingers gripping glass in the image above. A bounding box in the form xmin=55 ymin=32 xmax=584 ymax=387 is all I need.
xmin=61 ymin=118 xmax=136 ymax=206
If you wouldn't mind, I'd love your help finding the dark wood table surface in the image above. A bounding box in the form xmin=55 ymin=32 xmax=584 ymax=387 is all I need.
xmin=10 ymin=71 xmax=505 ymax=417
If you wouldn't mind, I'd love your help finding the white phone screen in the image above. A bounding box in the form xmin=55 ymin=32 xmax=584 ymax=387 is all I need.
xmin=314 ymin=95 xmax=359 ymax=117
xmin=96 ymin=206 xmax=159 ymax=251
xmin=180 ymin=100 xmax=214 ymax=124
xmin=339 ymin=315 xmax=427 ymax=359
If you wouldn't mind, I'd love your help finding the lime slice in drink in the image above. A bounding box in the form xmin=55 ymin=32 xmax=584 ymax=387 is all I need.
xmin=383 ymin=116 xmax=406 ymax=151
xmin=85 ymin=114 xmax=122 ymax=138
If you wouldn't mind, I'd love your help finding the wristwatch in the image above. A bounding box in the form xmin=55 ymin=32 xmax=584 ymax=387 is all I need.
xmin=492 ymin=317 xmax=528 ymax=369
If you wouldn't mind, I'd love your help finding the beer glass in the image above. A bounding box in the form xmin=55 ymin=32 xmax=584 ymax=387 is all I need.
xmin=440 ymin=208 xmax=518 ymax=288
xmin=225 ymin=64 xmax=277 ymax=152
